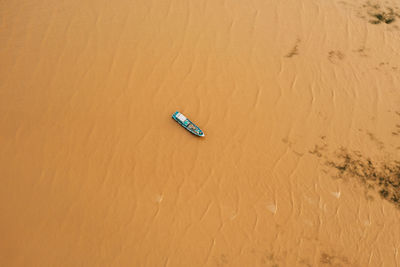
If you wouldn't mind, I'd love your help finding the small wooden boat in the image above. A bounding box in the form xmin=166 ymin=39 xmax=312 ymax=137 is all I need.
xmin=172 ymin=111 xmax=205 ymax=137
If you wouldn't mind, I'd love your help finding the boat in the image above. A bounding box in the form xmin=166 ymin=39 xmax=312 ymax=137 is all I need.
xmin=172 ymin=111 xmax=205 ymax=137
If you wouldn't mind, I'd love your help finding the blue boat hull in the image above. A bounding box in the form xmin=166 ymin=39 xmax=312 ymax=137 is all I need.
xmin=172 ymin=111 xmax=205 ymax=137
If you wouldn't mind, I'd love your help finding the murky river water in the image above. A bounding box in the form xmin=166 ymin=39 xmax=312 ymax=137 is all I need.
xmin=1 ymin=0 xmax=400 ymax=266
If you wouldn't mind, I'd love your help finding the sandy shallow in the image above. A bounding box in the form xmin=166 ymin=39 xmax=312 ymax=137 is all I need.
xmin=1 ymin=0 xmax=400 ymax=266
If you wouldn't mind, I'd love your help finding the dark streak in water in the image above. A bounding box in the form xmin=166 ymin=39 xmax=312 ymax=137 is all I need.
xmin=362 ymin=1 xmax=400 ymax=25
xmin=326 ymin=148 xmax=400 ymax=208
xmin=285 ymin=38 xmax=301 ymax=58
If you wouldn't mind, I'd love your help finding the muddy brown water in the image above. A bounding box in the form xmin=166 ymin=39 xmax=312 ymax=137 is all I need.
xmin=1 ymin=0 xmax=400 ymax=266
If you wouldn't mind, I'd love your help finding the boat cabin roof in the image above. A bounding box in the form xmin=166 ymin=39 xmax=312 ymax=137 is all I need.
xmin=177 ymin=113 xmax=187 ymax=122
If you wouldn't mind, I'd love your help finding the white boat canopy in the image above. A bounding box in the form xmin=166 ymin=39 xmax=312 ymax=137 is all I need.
xmin=177 ymin=113 xmax=187 ymax=122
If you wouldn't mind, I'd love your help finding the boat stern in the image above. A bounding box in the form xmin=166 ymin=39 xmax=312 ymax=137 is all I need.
xmin=172 ymin=111 xmax=179 ymax=119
